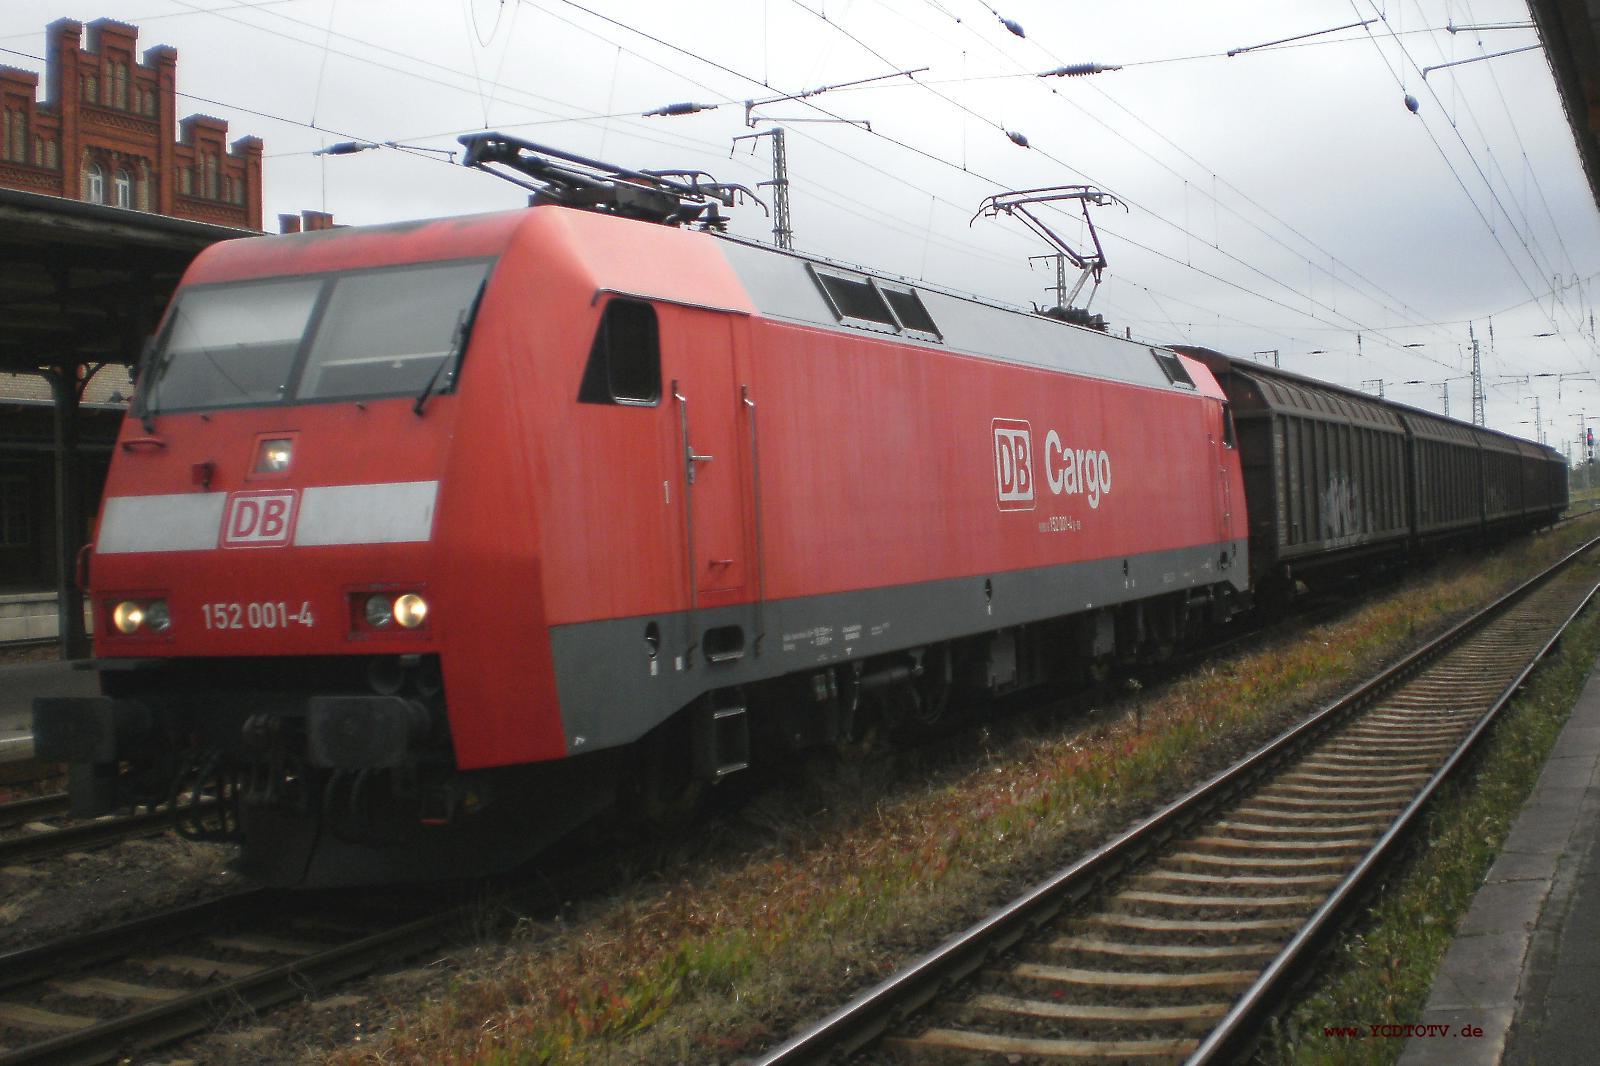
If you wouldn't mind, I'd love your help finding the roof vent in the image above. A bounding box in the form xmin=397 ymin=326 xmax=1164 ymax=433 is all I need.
xmin=1152 ymin=349 xmax=1196 ymax=389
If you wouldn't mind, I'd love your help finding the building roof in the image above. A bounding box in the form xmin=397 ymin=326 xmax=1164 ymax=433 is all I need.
xmin=0 ymin=186 xmax=252 ymax=386
xmin=1528 ymin=0 xmax=1600 ymax=215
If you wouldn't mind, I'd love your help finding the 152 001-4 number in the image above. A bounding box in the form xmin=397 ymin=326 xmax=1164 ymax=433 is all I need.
xmin=202 ymin=601 xmax=315 ymax=630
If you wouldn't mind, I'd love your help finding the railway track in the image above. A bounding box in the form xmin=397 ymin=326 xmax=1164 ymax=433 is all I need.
xmin=0 ymin=885 xmax=457 ymax=1065
xmin=756 ymin=536 xmax=1600 ymax=1065
xmin=0 ymin=796 xmax=217 ymax=867
xmin=0 ymin=810 xmax=695 ymax=1065
xmin=0 ymin=793 xmax=68 ymax=831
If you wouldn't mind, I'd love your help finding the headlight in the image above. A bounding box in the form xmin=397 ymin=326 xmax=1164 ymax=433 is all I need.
xmin=144 ymin=600 xmax=171 ymax=632
xmin=364 ymin=594 xmax=394 ymax=628
xmin=393 ymin=593 xmax=429 ymax=629
xmin=112 ymin=600 xmax=145 ymax=634
xmin=254 ymin=437 xmax=293 ymax=474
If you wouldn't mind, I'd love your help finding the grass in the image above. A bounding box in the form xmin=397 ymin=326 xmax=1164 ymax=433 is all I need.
xmin=1259 ymin=574 xmax=1600 ymax=1065
xmin=332 ymin=520 xmax=1600 ymax=1065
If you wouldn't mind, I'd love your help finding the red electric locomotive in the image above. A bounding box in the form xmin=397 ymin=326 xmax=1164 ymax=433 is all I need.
xmin=36 ymin=138 xmax=1248 ymax=885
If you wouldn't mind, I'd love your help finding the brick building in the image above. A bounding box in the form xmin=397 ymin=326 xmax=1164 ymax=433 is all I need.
xmin=0 ymin=17 xmax=266 ymax=641
xmin=0 ymin=17 xmax=262 ymax=228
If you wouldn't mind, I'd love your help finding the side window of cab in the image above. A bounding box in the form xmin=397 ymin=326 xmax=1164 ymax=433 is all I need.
xmin=579 ymin=299 xmax=660 ymax=406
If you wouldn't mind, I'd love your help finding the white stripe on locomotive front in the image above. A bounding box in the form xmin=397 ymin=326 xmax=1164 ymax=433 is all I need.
xmin=96 ymin=480 xmax=439 ymax=551
xmin=98 ymin=492 xmax=228 ymax=553
xmin=295 ymin=481 xmax=438 ymax=545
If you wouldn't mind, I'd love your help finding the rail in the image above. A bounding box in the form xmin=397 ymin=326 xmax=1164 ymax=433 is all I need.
xmin=753 ymin=534 xmax=1600 ymax=1064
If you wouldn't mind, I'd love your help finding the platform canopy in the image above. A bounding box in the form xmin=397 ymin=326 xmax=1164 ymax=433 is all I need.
xmin=0 ymin=187 xmax=253 ymax=657
xmin=1529 ymin=0 xmax=1600 ymax=217
xmin=0 ymin=186 xmax=253 ymax=375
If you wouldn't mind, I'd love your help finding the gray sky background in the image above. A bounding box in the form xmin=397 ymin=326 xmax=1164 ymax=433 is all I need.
xmin=5 ymin=0 xmax=1599 ymax=451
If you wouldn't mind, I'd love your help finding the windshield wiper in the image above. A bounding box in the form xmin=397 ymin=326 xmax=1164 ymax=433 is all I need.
xmin=414 ymin=280 xmax=487 ymax=417
xmin=134 ymin=334 xmax=168 ymax=433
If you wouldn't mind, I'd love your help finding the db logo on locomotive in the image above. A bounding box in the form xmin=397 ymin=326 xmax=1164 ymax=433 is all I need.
xmin=221 ymin=490 xmax=298 ymax=548
xmin=992 ymin=419 xmax=1036 ymax=511
xmin=994 ymin=418 xmax=1114 ymax=512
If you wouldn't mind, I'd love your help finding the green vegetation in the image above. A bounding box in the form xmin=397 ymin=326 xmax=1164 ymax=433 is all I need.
xmin=335 ymin=521 xmax=1600 ymax=1065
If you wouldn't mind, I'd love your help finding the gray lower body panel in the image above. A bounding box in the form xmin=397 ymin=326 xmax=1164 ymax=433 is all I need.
xmin=548 ymin=540 xmax=1246 ymax=755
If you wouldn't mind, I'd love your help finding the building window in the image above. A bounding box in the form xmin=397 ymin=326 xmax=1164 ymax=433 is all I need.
xmin=180 ymin=165 xmax=191 ymax=195
xmin=45 ymin=140 xmax=57 ymax=169
xmin=205 ymin=153 xmax=218 ymax=199
xmin=2 ymin=109 xmax=25 ymax=163
xmin=113 ymin=61 xmax=129 ymax=110
xmin=0 ymin=473 xmax=30 ymax=547
xmin=85 ymin=73 xmax=98 ymax=104
xmin=142 ymin=89 xmax=155 ymax=117
xmin=113 ymin=168 xmax=131 ymax=208
xmin=84 ymin=162 xmax=104 ymax=202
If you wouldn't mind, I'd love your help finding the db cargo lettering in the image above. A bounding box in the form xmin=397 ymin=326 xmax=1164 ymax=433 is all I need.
xmin=993 ymin=419 xmax=1036 ymax=510
xmin=1044 ymin=430 xmax=1112 ymax=509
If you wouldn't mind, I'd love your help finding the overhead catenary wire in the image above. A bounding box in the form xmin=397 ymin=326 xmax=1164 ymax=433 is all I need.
xmin=7 ymin=1 xmax=1584 ymax=412
xmin=908 ymin=0 xmax=1473 ymax=352
xmin=521 ymin=0 xmax=1488 ymax=379
xmin=1351 ymin=0 xmax=1597 ymax=370
xmin=130 ymin=0 xmax=1567 ymax=379
xmin=1416 ymin=0 xmax=1588 ymax=302
xmin=772 ymin=0 xmax=1479 ymax=369
xmin=1401 ymin=0 xmax=1581 ymax=291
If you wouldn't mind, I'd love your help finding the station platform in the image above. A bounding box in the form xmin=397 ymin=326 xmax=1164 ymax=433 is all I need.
xmin=0 ymin=657 xmax=96 ymax=763
xmin=1400 ymin=658 xmax=1600 ymax=1065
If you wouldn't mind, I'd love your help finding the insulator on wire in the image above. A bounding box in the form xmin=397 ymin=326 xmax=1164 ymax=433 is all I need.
xmin=1403 ymin=93 xmax=1420 ymax=113
xmin=999 ymin=16 xmax=1025 ymax=38
xmin=1006 ymin=130 xmax=1030 ymax=148
xmin=643 ymin=102 xmax=716 ymax=117
xmin=1039 ymin=63 xmax=1122 ymax=78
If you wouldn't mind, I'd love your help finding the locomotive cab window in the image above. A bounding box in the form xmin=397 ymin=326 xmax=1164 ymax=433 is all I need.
xmin=143 ymin=278 xmax=321 ymax=411
xmin=297 ymin=261 xmax=491 ymax=401
xmin=579 ymin=299 xmax=660 ymax=406
xmin=140 ymin=258 xmax=495 ymax=414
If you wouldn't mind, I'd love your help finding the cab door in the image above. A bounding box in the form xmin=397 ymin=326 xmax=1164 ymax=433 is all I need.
xmin=1217 ymin=401 xmax=1236 ymax=544
xmin=663 ymin=308 xmax=747 ymax=603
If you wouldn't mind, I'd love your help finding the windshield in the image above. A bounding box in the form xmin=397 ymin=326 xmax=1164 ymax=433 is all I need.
xmin=142 ymin=258 xmax=494 ymax=414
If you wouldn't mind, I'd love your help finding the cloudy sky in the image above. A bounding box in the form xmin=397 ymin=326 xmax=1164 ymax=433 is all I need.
xmin=5 ymin=0 xmax=1598 ymax=451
